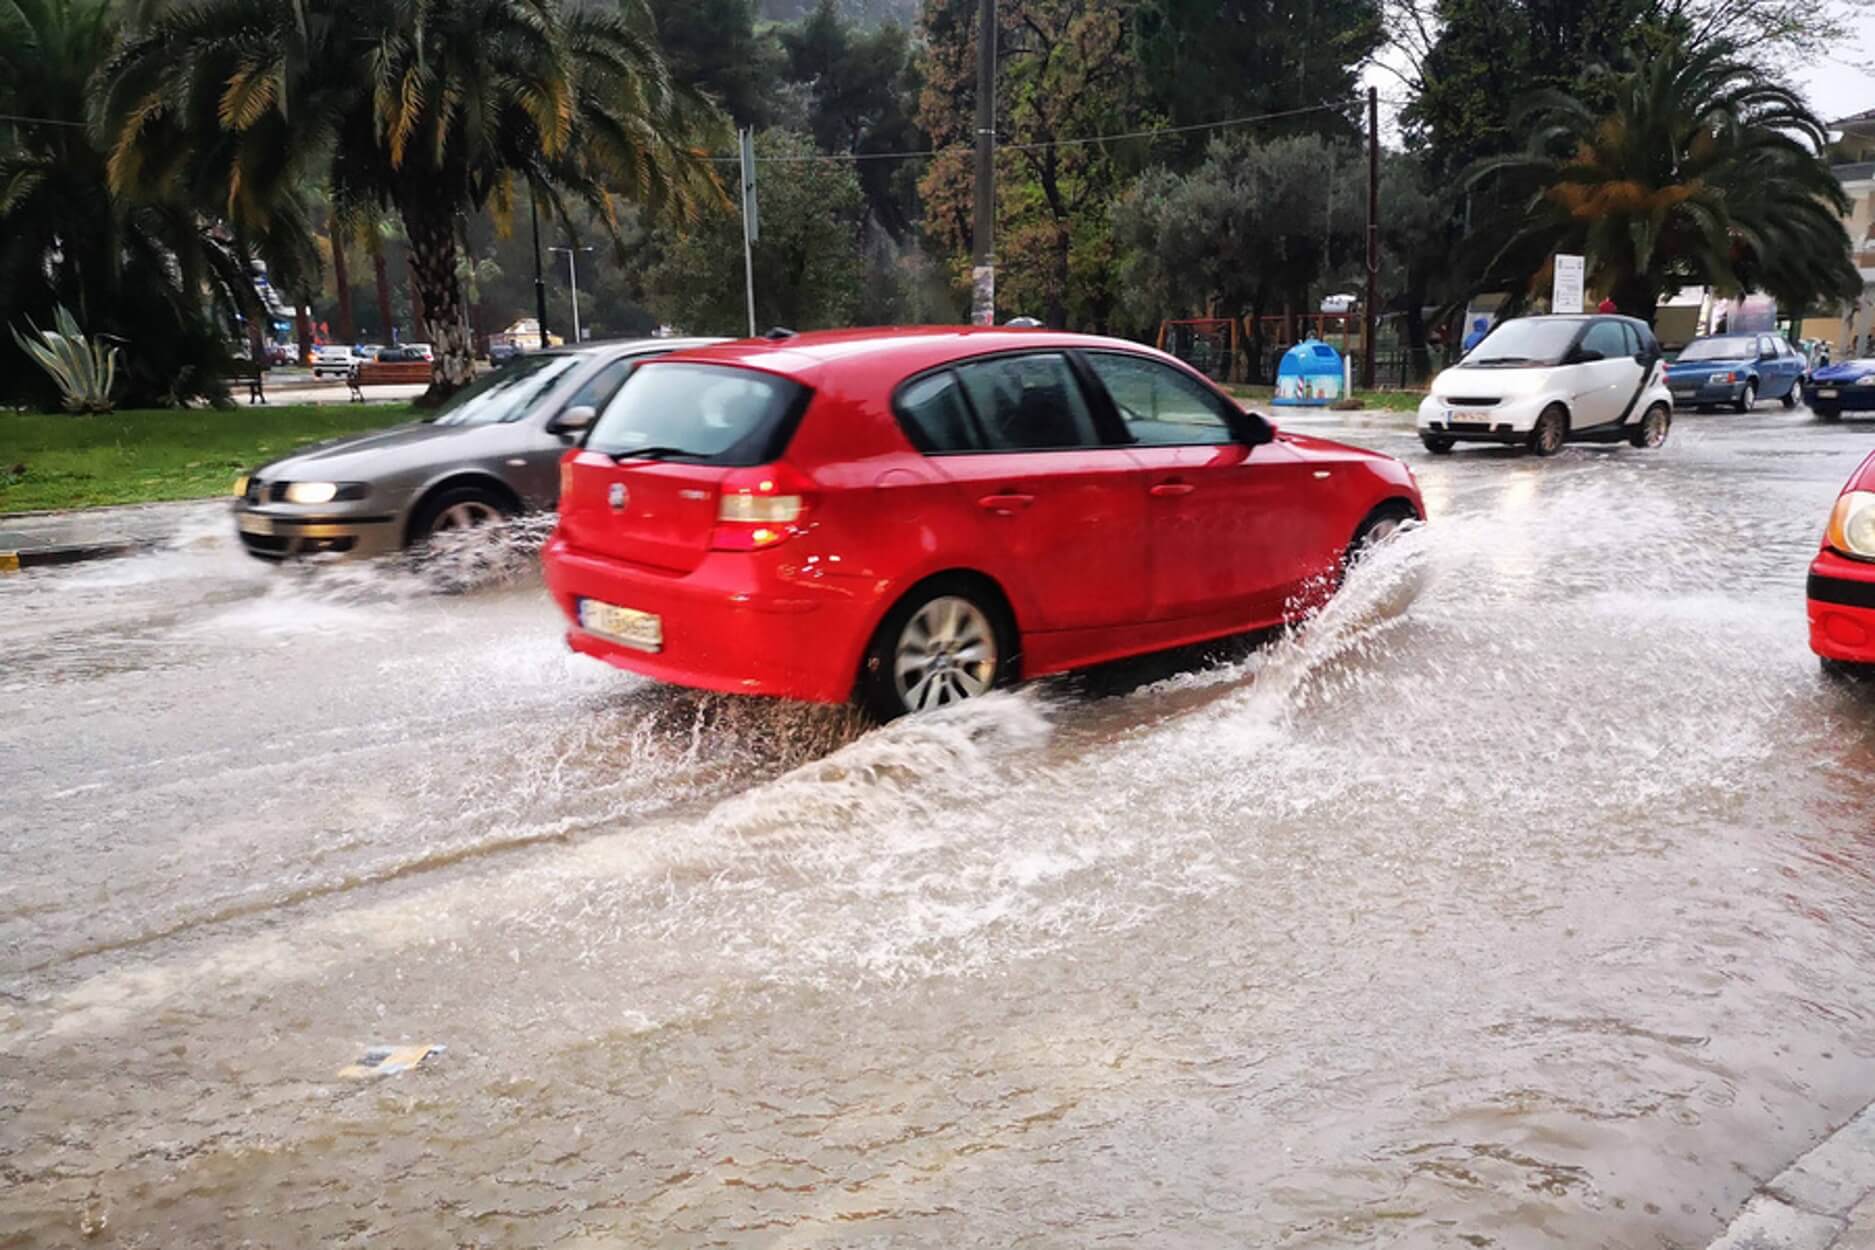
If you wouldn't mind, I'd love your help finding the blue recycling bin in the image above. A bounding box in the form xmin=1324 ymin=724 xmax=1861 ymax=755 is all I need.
xmin=1273 ymin=338 xmax=1345 ymax=407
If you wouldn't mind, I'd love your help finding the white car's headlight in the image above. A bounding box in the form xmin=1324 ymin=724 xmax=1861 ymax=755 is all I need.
xmin=1827 ymin=491 xmax=1875 ymax=559
xmin=281 ymin=481 xmax=365 ymax=504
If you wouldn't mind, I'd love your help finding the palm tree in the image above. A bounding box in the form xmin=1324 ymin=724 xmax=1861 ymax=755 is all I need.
xmin=0 ymin=0 xmax=296 ymax=407
xmin=100 ymin=0 xmax=725 ymax=402
xmin=1472 ymin=41 xmax=1861 ymax=321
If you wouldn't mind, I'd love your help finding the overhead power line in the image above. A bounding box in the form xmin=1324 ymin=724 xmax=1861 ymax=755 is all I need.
xmin=713 ymin=99 xmax=1363 ymax=164
xmin=0 ymin=112 xmax=88 ymax=129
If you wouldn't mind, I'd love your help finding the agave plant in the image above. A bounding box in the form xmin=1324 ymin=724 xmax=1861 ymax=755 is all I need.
xmin=11 ymin=305 xmax=120 ymax=413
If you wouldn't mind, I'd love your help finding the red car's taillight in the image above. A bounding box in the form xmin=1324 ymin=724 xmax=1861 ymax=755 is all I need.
xmin=711 ymin=467 xmax=814 ymax=551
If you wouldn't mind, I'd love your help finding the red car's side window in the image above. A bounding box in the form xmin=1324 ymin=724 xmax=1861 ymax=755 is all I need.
xmin=892 ymin=352 xmax=1103 ymax=454
xmin=1082 ymin=353 xmax=1234 ymax=447
xmin=954 ymin=354 xmax=1101 ymax=451
xmin=895 ymin=370 xmax=979 ymax=453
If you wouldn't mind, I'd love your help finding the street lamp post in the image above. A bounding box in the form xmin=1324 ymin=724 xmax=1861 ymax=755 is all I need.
xmin=549 ymin=245 xmax=594 ymax=344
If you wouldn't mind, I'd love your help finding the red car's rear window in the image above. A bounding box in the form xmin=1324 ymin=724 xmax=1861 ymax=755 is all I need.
xmin=587 ymin=363 xmax=810 ymax=465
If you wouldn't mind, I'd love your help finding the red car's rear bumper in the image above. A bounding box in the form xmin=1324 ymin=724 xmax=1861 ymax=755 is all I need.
xmin=542 ymin=535 xmax=874 ymax=703
xmin=1808 ymin=548 xmax=1875 ymax=663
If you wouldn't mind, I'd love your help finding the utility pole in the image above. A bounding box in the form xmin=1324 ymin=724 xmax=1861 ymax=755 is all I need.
xmin=530 ymin=190 xmax=549 ymax=350
xmin=1363 ymin=85 xmax=1379 ymax=390
xmin=739 ymin=127 xmax=760 ymax=338
xmin=550 ymin=246 xmax=594 ymax=344
xmin=970 ymin=0 xmax=996 ymax=326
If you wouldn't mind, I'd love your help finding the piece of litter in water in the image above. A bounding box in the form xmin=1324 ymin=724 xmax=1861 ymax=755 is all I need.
xmin=337 ymin=1043 xmax=445 ymax=1079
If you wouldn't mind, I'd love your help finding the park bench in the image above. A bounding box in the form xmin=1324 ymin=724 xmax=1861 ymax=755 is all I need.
xmin=228 ymin=361 xmax=267 ymax=405
xmin=347 ymin=359 xmax=432 ymax=401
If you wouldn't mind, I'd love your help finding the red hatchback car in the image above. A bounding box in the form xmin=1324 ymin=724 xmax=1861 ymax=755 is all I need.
xmin=543 ymin=328 xmax=1424 ymax=719
xmin=1809 ymin=449 xmax=1875 ymax=672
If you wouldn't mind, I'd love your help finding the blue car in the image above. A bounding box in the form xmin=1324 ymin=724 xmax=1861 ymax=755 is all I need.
xmin=1810 ymin=359 xmax=1875 ymax=422
xmin=1665 ymin=332 xmax=1808 ymax=411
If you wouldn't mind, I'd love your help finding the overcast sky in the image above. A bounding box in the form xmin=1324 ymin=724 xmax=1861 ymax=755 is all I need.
xmin=1803 ymin=16 xmax=1875 ymax=129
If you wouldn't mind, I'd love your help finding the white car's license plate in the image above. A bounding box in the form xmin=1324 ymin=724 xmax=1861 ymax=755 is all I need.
xmin=1444 ymin=408 xmax=1490 ymax=423
xmin=237 ymin=513 xmax=274 ymax=535
xmin=1817 ymin=388 xmax=1839 ymax=399
xmin=580 ymin=598 xmax=663 ymax=652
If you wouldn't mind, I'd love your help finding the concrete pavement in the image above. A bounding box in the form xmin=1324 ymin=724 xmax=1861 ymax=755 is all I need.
xmin=0 ymin=499 xmax=215 ymax=570
xmin=1710 ymin=1100 xmax=1875 ymax=1250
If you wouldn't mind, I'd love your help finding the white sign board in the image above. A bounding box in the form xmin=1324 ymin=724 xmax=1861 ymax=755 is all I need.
xmin=1552 ymin=254 xmax=1585 ymax=314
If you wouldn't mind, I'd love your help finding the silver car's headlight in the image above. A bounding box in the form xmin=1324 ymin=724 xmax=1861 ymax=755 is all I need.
xmin=282 ymin=481 xmax=367 ymax=504
xmin=1827 ymin=491 xmax=1875 ymax=559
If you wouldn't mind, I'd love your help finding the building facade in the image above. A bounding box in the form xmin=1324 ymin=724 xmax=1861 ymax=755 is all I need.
xmin=1798 ymin=110 xmax=1875 ymax=359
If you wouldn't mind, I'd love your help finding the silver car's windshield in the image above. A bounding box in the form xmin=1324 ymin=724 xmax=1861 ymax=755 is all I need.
xmin=1466 ymin=319 xmax=1581 ymax=367
xmin=428 ymin=354 xmax=584 ymax=426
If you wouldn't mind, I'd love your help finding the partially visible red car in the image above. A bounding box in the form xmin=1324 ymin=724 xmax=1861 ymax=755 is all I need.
xmin=1809 ymin=449 xmax=1875 ymax=672
xmin=543 ymin=328 xmax=1425 ymax=719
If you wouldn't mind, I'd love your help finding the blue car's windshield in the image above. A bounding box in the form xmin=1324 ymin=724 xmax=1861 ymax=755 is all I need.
xmin=428 ymin=353 xmax=583 ymax=426
xmin=1676 ymin=336 xmax=1757 ymax=362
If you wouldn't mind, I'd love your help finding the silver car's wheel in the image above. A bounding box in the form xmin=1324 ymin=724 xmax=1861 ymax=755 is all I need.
xmin=409 ymin=485 xmax=512 ymax=549
xmin=433 ymin=499 xmax=501 ymax=532
xmin=892 ymin=595 xmax=999 ymax=713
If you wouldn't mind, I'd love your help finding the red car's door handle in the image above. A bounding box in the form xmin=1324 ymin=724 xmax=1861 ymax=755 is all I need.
xmin=1149 ymin=481 xmax=1196 ymax=498
xmin=977 ymin=492 xmax=1036 ymax=515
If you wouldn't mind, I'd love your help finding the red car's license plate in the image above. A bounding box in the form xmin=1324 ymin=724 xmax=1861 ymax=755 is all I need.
xmin=579 ymin=598 xmax=663 ymax=652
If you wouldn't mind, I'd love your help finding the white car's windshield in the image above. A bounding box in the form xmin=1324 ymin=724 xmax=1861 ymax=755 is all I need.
xmin=1466 ymin=320 xmax=1582 ymax=367
xmin=428 ymin=353 xmax=583 ymax=426
xmin=1676 ymin=336 xmax=1758 ymax=362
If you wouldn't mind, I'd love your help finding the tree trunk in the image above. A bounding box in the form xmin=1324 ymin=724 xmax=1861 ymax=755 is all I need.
xmin=401 ymin=201 xmax=473 ymax=404
xmin=371 ymin=239 xmax=394 ymax=343
xmin=294 ymin=302 xmax=312 ymax=367
xmin=1404 ymin=269 xmax=1431 ymax=386
xmin=1611 ymin=272 xmax=1657 ymax=326
xmin=406 ymin=253 xmax=427 ymax=340
xmin=1248 ymin=288 xmax=1268 ymax=386
xmin=1048 ymin=219 xmax=1070 ymax=330
xmin=329 ymin=212 xmax=355 ymax=343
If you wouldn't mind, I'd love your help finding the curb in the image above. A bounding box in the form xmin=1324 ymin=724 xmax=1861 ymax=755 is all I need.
xmin=0 ymin=539 xmax=144 ymax=573
xmin=1708 ymin=1099 xmax=1875 ymax=1249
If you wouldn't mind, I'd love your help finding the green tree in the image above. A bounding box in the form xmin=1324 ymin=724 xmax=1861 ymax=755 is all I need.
xmin=0 ymin=0 xmax=279 ymax=408
xmin=917 ymin=0 xmax=1145 ymax=329
xmin=781 ymin=0 xmax=924 ymax=239
xmin=1395 ymin=0 xmax=1860 ymax=181
xmin=1113 ymin=133 xmax=1366 ymax=380
xmin=649 ymin=0 xmax=788 ymax=129
xmin=647 ymin=129 xmax=866 ymax=333
xmin=1474 ymin=41 xmax=1862 ymax=321
xmin=100 ymin=0 xmax=724 ymax=402
xmin=1132 ymin=0 xmax=1380 ymax=166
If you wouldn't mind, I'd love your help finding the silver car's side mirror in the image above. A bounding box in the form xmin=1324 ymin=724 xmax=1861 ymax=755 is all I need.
xmin=550 ymin=405 xmax=597 ymax=436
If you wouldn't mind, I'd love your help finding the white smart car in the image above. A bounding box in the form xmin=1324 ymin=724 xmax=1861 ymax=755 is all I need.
xmin=1417 ymin=314 xmax=1674 ymax=457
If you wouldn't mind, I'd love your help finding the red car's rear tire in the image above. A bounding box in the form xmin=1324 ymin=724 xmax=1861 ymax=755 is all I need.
xmin=859 ymin=576 xmax=1016 ymax=721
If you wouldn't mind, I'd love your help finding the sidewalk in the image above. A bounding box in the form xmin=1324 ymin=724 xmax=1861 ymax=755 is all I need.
xmin=1710 ymin=1099 xmax=1875 ymax=1249
xmin=0 ymin=499 xmax=213 ymax=571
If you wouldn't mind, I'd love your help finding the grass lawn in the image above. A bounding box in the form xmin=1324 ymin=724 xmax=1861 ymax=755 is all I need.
xmin=1230 ymin=385 xmax=1426 ymax=413
xmin=0 ymin=404 xmax=416 ymax=513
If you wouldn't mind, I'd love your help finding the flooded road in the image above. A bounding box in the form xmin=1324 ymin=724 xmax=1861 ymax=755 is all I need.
xmin=5 ymin=408 xmax=1875 ymax=1248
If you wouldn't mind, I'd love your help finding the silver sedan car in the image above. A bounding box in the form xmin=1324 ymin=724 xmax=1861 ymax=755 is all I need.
xmin=231 ymin=338 xmax=718 ymax=560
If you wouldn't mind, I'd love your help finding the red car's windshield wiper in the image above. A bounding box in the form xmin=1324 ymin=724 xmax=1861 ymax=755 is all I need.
xmin=604 ymin=445 xmax=701 ymax=462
